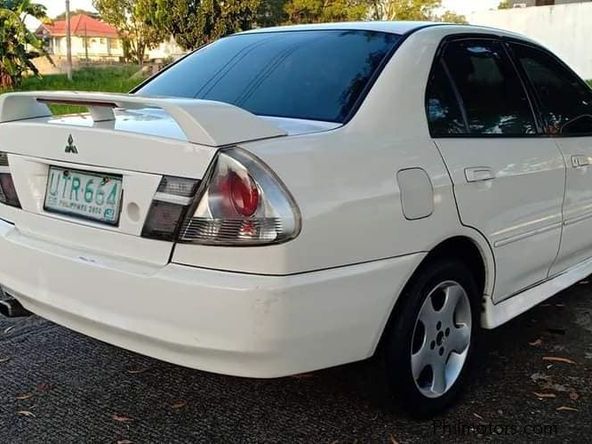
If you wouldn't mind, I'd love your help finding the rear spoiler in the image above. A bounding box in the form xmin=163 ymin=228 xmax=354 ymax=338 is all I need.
xmin=0 ymin=91 xmax=286 ymax=147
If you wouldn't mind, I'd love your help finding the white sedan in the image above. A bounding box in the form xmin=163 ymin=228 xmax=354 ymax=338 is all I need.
xmin=1 ymin=21 xmax=591 ymax=417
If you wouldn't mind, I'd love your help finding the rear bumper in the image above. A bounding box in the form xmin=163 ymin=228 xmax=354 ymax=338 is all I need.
xmin=0 ymin=219 xmax=423 ymax=377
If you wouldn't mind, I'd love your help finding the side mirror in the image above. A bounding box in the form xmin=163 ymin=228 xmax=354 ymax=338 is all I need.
xmin=560 ymin=114 xmax=592 ymax=136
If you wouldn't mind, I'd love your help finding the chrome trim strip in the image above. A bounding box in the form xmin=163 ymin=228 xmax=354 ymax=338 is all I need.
xmin=153 ymin=192 xmax=192 ymax=206
xmin=493 ymin=222 xmax=562 ymax=248
xmin=564 ymin=210 xmax=592 ymax=227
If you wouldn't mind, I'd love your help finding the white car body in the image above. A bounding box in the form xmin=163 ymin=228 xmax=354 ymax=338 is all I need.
xmin=0 ymin=22 xmax=591 ymax=379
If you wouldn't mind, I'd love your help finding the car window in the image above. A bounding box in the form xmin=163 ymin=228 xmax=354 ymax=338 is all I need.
xmin=135 ymin=30 xmax=400 ymax=123
xmin=426 ymin=61 xmax=467 ymax=136
xmin=510 ymin=43 xmax=592 ymax=136
xmin=442 ymin=39 xmax=536 ymax=136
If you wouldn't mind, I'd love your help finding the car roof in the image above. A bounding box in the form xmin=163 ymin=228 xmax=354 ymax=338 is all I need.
xmin=238 ymin=21 xmax=536 ymax=44
xmin=238 ymin=21 xmax=439 ymax=36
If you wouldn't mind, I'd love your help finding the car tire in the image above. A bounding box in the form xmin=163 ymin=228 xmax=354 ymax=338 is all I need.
xmin=381 ymin=258 xmax=480 ymax=417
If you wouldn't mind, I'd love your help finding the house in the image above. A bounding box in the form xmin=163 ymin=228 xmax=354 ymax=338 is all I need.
xmin=35 ymin=12 xmax=186 ymax=66
xmin=36 ymin=13 xmax=123 ymax=61
xmin=148 ymin=37 xmax=188 ymax=62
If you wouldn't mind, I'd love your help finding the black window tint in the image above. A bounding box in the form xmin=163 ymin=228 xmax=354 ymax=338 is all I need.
xmin=443 ymin=40 xmax=536 ymax=135
xmin=136 ymin=30 xmax=400 ymax=123
xmin=426 ymin=61 xmax=466 ymax=136
xmin=511 ymin=43 xmax=592 ymax=136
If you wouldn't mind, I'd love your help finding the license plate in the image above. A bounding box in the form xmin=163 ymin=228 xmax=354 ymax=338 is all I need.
xmin=44 ymin=167 xmax=123 ymax=226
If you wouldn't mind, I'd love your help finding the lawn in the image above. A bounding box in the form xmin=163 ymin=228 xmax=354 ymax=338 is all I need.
xmin=1 ymin=65 xmax=149 ymax=115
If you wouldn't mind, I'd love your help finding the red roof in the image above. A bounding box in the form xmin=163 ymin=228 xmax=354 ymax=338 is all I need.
xmin=38 ymin=14 xmax=119 ymax=39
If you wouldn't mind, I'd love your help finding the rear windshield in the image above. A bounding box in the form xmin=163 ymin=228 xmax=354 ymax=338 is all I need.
xmin=135 ymin=30 xmax=400 ymax=123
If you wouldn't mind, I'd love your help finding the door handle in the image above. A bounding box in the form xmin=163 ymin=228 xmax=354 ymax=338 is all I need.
xmin=465 ymin=167 xmax=495 ymax=183
xmin=571 ymin=155 xmax=590 ymax=168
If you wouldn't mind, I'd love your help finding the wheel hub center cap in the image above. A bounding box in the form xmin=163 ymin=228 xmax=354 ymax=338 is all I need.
xmin=436 ymin=331 xmax=445 ymax=346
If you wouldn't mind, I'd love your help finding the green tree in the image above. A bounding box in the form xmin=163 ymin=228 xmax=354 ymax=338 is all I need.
xmin=368 ymin=0 xmax=386 ymax=19
xmin=498 ymin=0 xmax=512 ymax=9
xmin=384 ymin=0 xmax=439 ymax=20
xmin=376 ymin=0 xmax=466 ymax=23
xmin=284 ymin=0 xmax=370 ymax=24
xmin=0 ymin=0 xmax=49 ymax=88
xmin=439 ymin=10 xmax=467 ymax=23
xmin=146 ymin=0 xmax=260 ymax=51
xmin=257 ymin=0 xmax=288 ymax=27
xmin=93 ymin=0 xmax=165 ymax=65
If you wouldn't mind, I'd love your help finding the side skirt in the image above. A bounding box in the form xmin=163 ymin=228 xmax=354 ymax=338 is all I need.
xmin=482 ymin=256 xmax=592 ymax=329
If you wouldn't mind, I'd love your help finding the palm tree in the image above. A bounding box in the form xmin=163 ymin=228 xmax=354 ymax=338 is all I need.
xmin=0 ymin=0 xmax=49 ymax=88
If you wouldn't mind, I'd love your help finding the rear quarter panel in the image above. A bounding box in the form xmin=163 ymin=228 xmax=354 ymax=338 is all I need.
xmin=172 ymin=28 xmax=495 ymax=296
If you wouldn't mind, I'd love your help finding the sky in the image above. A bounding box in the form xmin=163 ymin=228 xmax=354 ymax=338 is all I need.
xmin=38 ymin=0 xmax=95 ymax=18
xmin=36 ymin=0 xmax=503 ymax=19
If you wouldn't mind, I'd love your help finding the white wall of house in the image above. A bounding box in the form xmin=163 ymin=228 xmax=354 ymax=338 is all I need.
xmin=469 ymin=2 xmax=592 ymax=79
xmin=147 ymin=37 xmax=187 ymax=61
xmin=52 ymin=36 xmax=124 ymax=60
xmin=50 ymin=35 xmax=185 ymax=62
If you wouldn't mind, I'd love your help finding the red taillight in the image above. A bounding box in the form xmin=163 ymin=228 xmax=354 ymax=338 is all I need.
xmin=229 ymin=171 xmax=259 ymax=217
xmin=142 ymin=149 xmax=301 ymax=246
xmin=178 ymin=147 xmax=301 ymax=246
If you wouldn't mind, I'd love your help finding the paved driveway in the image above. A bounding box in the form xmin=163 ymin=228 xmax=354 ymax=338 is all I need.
xmin=1 ymin=281 xmax=590 ymax=443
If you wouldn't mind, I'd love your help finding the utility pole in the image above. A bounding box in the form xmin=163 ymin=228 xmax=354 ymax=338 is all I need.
xmin=84 ymin=24 xmax=88 ymax=61
xmin=65 ymin=0 xmax=73 ymax=81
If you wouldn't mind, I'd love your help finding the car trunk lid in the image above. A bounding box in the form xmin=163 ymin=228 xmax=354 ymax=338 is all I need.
xmin=0 ymin=91 xmax=287 ymax=266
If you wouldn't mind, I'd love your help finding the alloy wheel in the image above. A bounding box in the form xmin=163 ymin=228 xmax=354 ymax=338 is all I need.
xmin=410 ymin=280 xmax=472 ymax=398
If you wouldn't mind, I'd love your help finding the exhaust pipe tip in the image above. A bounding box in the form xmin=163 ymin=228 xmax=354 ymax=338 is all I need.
xmin=0 ymin=298 xmax=32 ymax=318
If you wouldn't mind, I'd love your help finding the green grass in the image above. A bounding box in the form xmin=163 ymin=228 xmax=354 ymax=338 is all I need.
xmin=1 ymin=65 xmax=148 ymax=115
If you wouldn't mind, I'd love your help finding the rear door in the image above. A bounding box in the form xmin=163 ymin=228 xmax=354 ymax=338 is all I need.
xmin=427 ymin=36 xmax=566 ymax=302
xmin=508 ymin=42 xmax=592 ymax=276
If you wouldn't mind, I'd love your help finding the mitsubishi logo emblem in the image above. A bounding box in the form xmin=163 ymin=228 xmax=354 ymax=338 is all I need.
xmin=65 ymin=134 xmax=78 ymax=154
